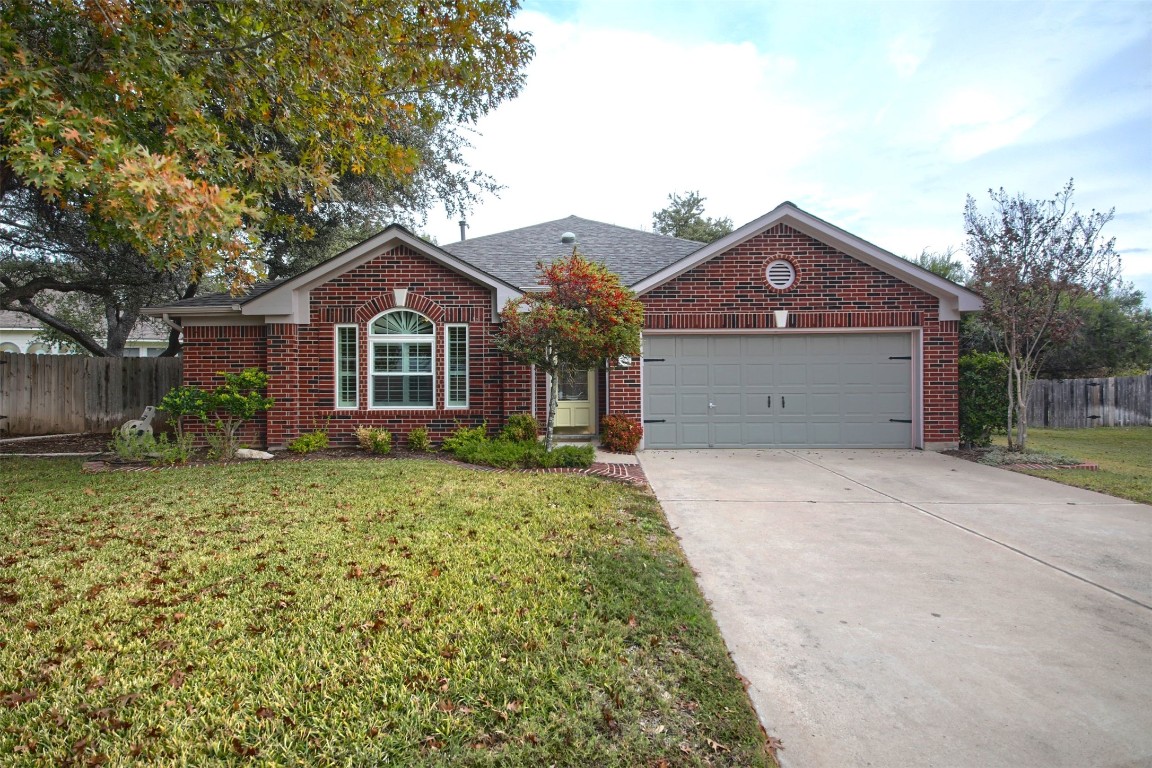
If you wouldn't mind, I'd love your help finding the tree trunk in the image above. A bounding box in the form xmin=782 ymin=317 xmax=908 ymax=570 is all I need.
xmin=1005 ymin=362 xmax=1016 ymax=449
xmin=1014 ymin=361 xmax=1030 ymax=451
xmin=545 ymin=368 xmax=559 ymax=452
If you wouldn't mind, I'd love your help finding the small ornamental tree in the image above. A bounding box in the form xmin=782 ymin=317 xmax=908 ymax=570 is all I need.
xmin=496 ymin=252 xmax=643 ymax=451
xmin=965 ymin=180 xmax=1119 ymax=450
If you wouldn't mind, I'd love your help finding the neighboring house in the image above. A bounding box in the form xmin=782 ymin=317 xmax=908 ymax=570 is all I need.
xmin=143 ymin=201 xmax=982 ymax=451
xmin=0 ymin=309 xmax=170 ymax=356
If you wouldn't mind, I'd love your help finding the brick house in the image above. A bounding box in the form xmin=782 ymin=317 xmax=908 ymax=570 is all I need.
xmin=144 ymin=202 xmax=981 ymax=451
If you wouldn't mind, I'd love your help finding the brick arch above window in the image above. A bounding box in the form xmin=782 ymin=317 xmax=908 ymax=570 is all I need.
xmin=354 ymin=292 xmax=446 ymax=323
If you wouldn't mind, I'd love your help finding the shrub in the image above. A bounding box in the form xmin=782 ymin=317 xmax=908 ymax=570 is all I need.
xmin=109 ymin=430 xmax=195 ymax=465
xmin=442 ymin=422 xmax=488 ymax=454
xmin=158 ymin=385 xmax=211 ymax=440
xmin=406 ymin=427 xmax=432 ymax=452
xmin=959 ymin=352 xmax=1011 ymax=447
xmin=159 ymin=369 xmax=274 ymax=459
xmin=355 ymin=426 xmax=392 ymax=454
xmin=600 ymin=414 xmax=643 ymax=453
xmin=500 ymin=412 xmax=539 ymax=443
xmin=441 ymin=422 xmax=595 ymax=470
xmin=528 ymin=443 xmax=594 ymax=468
xmin=288 ymin=430 xmax=330 ymax=454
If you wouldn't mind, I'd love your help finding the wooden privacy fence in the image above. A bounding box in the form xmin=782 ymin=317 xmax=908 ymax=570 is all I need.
xmin=1027 ymin=374 xmax=1152 ymax=428
xmin=0 ymin=353 xmax=182 ymax=436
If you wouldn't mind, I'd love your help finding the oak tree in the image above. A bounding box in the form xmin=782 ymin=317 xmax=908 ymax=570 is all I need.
xmin=652 ymin=191 xmax=733 ymax=243
xmin=1 ymin=0 xmax=532 ymax=353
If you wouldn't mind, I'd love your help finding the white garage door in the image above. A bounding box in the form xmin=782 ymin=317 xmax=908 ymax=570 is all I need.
xmin=643 ymin=333 xmax=913 ymax=448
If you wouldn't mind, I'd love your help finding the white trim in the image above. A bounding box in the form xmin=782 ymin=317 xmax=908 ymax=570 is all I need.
xmin=368 ymin=309 xmax=436 ymax=410
xmin=444 ymin=324 xmax=469 ymax=409
xmin=242 ymin=227 xmax=521 ymax=323
xmin=334 ymin=324 xmax=358 ymax=409
xmin=631 ymin=202 xmax=983 ymax=321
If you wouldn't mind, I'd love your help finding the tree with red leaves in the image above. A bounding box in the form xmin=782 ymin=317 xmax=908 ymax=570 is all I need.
xmin=496 ymin=252 xmax=643 ymax=450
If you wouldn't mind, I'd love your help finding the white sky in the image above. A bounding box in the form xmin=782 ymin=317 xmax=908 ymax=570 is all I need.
xmin=428 ymin=0 xmax=1152 ymax=299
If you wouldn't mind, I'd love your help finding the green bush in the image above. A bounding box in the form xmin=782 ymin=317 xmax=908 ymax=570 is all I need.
xmin=288 ymin=430 xmax=330 ymax=454
xmin=441 ymin=421 xmax=595 ymax=470
xmin=500 ymin=412 xmax=539 ymax=443
xmin=158 ymin=369 xmax=274 ymax=459
xmin=354 ymin=426 xmax=392 ymax=454
xmin=529 ymin=443 xmax=594 ymax=468
xmin=600 ymin=414 xmax=643 ymax=453
xmin=442 ymin=422 xmax=488 ymax=453
xmin=959 ymin=351 xmax=1011 ymax=447
xmin=406 ymin=427 xmax=432 ymax=452
xmin=109 ymin=430 xmax=195 ymax=465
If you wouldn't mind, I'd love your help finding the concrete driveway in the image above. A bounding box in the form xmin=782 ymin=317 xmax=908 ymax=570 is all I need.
xmin=639 ymin=449 xmax=1152 ymax=768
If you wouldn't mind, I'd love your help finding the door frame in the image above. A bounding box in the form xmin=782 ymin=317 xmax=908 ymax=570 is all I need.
xmin=639 ymin=327 xmax=922 ymax=450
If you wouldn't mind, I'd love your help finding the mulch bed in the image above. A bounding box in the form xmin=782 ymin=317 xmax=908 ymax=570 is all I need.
xmin=2 ymin=432 xmax=647 ymax=486
xmin=943 ymin=448 xmax=1099 ymax=471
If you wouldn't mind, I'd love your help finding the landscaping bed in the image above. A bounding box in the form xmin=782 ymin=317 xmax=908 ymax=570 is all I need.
xmin=948 ymin=426 xmax=1152 ymax=505
xmin=0 ymin=457 xmax=771 ymax=766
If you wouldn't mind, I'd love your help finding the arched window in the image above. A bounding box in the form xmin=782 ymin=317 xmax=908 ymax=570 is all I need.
xmin=0 ymin=342 xmax=20 ymax=354
xmin=369 ymin=310 xmax=435 ymax=408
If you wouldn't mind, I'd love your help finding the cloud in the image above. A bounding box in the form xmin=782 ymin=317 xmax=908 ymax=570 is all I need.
xmin=428 ymin=1 xmax=1151 ymax=302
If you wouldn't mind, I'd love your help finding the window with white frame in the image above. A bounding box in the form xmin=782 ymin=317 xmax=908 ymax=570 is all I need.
xmin=335 ymin=325 xmax=358 ymax=408
xmin=445 ymin=324 xmax=468 ymax=408
xmin=369 ymin=310 xmax=434 ymax=408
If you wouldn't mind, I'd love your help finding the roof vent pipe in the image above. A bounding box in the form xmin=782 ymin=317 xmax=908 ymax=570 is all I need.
xmin=458 ymin=219 xmax=468 ymax=241
xmin=560 ymin=231 xmax=576 ymax=244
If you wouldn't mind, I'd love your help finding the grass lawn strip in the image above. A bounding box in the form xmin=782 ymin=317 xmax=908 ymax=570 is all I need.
xmin=995 ymin=427 xmax=1152 ymax=505
xmin=0 ymin=458 xmax=770 ymax=766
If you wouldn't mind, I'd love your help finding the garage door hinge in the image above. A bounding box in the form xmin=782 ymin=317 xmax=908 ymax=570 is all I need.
xmin=643 ymin=419 xmax=666 ymax=424
xmin=888 ymin=355 xmax=912 ymax=360
xmin=889 ymin=418 xmax=913 ymax=423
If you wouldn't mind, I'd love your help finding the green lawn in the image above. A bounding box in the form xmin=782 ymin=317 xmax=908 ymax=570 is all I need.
xmin=999 ymin=427 xmax=1152 ymax=505
xmin=0 ymin=458 xmax=771 ymax=766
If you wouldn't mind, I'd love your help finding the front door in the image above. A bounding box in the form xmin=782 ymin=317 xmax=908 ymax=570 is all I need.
xmin=555 ymin=369 xmax=596 ymax=433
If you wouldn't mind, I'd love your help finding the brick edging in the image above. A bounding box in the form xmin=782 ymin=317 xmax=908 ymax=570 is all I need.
xmin=81 ymin=456 xmax=648 ymax=486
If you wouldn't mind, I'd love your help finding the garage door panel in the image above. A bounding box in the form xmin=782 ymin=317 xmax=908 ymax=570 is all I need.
xmin=711 ymin=393 xmax=742 ymax=416
xmin=744 ymin=363 xmax=775 ymax=387
xmin=777 ymin=363 xmax=808 ymax=386
xmin=680 ymin=393 xmax=711 ymax=417
xmin=875 ymin=364 xmax=910 ymax=385
xmin=745 ymin=392 xmax=773 ymax=416
xmin=647 ymin=363 xmax=677 ymax=387
xmin=679 ymin=337 xmax=710 ymax=356
xmin=712 ymin=363 xmax=742 ymax=386
xmin=745 ymin=336 xmax=776 ymax=356
xmin=680 ymin=364 xmax=710 ymax=387
xmin=680 ymin=422 xmax=710 ymax=447
xmin=743 ymin=422 xmax=776 ymax=444
xmin=643 ymin=333 xmax=913 ymax=449
xmin=712 ymin=422 xmax=745 ymax=446
xmin=712 ymin=336 xmax=743 ymax=357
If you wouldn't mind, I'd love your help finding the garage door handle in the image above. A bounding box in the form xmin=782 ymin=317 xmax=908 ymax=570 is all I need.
xmin=889 ymin=419 xmax=912 ymax=423
xmin=766 ymin=395 xmax=771 ymax=408
xmin=782 ymin=396 xmax=786 ymax=408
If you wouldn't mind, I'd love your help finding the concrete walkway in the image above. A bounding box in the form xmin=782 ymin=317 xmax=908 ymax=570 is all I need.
xmin=639 ymin=449 xmax=1152 ymax=768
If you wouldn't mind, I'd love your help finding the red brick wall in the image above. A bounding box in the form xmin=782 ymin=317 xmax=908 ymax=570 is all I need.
xmin=179 ymin=325 xmax=268 ymax=447
xmin=639 ymin=224 xmax=959 ymax=446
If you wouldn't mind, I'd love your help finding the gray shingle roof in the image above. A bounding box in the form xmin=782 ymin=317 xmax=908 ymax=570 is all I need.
xmin=157 ymin=278 xmax=290 ymax=309
xmin=440 ymin=215 xmax=703 ymax=288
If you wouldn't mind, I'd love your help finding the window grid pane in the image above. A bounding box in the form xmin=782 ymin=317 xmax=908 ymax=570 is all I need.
xmin=336 ymin=326 xmax=358 ymax=408
xmin=446 ymin=325 xmax=468 ymax=407
xmin=372 ymin=340 xmax=433 ymax=407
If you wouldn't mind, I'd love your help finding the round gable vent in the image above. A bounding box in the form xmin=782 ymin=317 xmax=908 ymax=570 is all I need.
xmin=765 ymin=259 xmax=797 ymax=290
